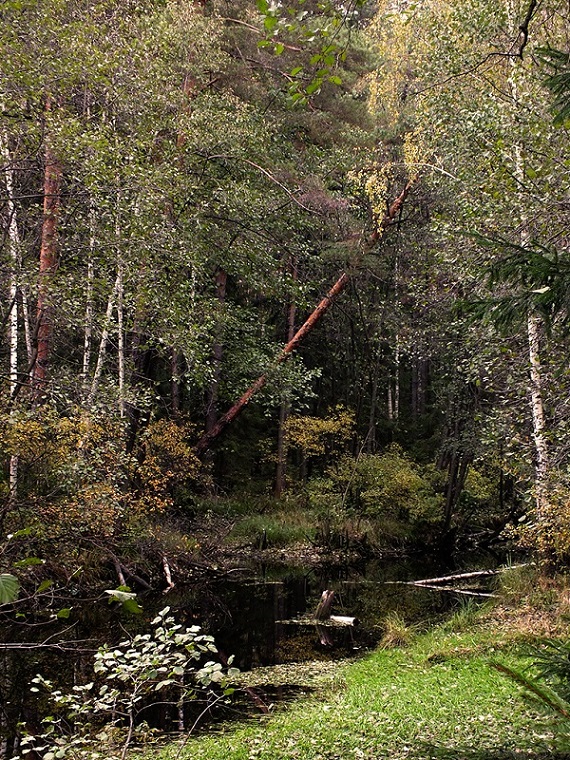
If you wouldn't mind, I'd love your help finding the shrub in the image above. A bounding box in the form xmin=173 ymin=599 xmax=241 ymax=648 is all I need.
xmin=307 ymin=444 xmax=444 ymax=544
xmin=15 ymin=607 xmax=238 ymax=760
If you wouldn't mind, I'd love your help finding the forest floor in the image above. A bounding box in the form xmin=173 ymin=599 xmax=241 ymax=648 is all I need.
xmin=151 ymin=571 xmax=570 ymax=760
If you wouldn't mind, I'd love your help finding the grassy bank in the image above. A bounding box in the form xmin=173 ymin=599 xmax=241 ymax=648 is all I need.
xmin=154 ymin=616 xmax=568 ymax=760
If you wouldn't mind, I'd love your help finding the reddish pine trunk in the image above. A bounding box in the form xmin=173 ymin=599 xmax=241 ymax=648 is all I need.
xmin=195 ymin=272 xmax=350 ymax=456
xmin=33 ymin=101 xmax=61 ymax=402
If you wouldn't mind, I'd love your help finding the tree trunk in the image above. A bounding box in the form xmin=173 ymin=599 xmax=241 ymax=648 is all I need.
xmin=394 ymin=338 xmax=400 ymax=420
xmin=82 ymin=205 xmax=96 ymax=388
xmin=33 ymin=97 xmax=62 ymax=403
xmin=1 ymin=130 xmax=20 ymax=502
xmin=527 ymin=310 xmax=549 ymax=518
xmin=117 ymin=259 xmax=125 ymax=417
xmin=195 ymin=271 xmax=351 ymax=456
xmin=367 ymin=373 xmax=378 ymax=452
xmin=171 ymin=349 xmax=181 ymax=416
xmin=87 ymin=271 xmax=121 ymax=407
xmin=274 ymin=286 xmax=297 ymax=497
xmin=505 ymin=8 xmax=550 ymax=520
xmin=1 ymin=136 xmax=20 ymax=399
xmin=411 ymin=350 xmax=419 ymax=421
xmin=442 ymin=449 xmax=471 ymax=536
xmin=205 ymin=268 xmax=227 ymax=435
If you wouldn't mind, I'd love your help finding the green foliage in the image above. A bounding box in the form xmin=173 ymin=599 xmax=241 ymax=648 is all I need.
xmin=285 ymin=405 xmax=355 ymax=462
xmin=538 ymin=47 xmax=570 ymax=126
xmin=0 ymin=408 xmax=207 ymax=550
xmin=308 ymin=445 xmax=444 ymax=542
xmin=514 ymin=471 xmax=570 ymax=565
xmin=0 ymin=573 xmax=19 ymax=604
xmin=469 ymin=232 xmax=570 ymax=330
xmin=256 ymin=0 xmax=367 ymax=104
xmin=17 ymin=607 xmax=238 ymax=760
xmin=494 ymin=639 xmax=570 ymax=749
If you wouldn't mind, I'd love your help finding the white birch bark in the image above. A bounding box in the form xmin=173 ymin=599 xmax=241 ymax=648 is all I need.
xmin=1 ymin=135 xmax=19 ymax=398
xmin=87 ymin=272 xmax=121 ymax=407
xmin=506 ymin=0 xmax=550 ymax=517
xmin=1 ymin=130 xmax=20 ymax=499
xmin=82 ymin=206 xmax=96 ymax=387
xmin=117 ymin=259 xmax=125 ymax=417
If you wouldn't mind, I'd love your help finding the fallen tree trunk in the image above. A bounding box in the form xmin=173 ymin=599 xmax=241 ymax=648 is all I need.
xmin=195 ymin=177 xmax=416 ymax=456
xmin=384 ymin=564 xmax=528 ymax=587
xmin=330 ymin=614 xmax=360 ymax=625
xmin=405 ymin=583 xmax=496 ymax=598
xmin=195 ymin=273 xmax=350 ymax=456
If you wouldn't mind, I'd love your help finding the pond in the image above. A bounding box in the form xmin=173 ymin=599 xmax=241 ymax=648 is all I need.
xmin=0 ymin=549 xmax=504 ymax=756
xmin=191 ymin=551 xmax=502 ymax=670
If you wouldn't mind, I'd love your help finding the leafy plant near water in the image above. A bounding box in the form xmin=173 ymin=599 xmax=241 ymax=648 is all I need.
xmin=14 ymin=607 xmax=238 ymax=760
xmin=307 ymin=444 xmax=444 ymax=545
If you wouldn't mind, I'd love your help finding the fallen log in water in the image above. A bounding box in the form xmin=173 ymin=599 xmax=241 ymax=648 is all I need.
xmin=330 ymin=614 xmax=360 ymax=626
xmin=406 ymin=583 xmax=496 ymax=598
xmin=277 ymin=616 xmax=360 ymax=628
xmin=385 ymin=564 xmax=528 ymax=587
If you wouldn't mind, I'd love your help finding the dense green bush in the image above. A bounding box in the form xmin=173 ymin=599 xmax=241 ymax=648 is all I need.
xmin=307 ymin=444 xmax=444 ymax=544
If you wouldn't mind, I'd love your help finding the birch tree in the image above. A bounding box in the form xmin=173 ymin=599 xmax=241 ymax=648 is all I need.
xmin=375 ymin=0 xmax=570 ymax=554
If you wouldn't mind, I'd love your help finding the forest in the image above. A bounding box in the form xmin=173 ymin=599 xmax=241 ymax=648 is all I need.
xmin=2 ymin=0 xmax=570 ymax=757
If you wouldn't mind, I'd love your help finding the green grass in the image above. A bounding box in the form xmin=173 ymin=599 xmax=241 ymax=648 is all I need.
xmin=153 ymin=626 xmax=562 ymax=760
xmin=193 ymin=496 xmax=317 ymax=548
xmin=226 ymin=511 xmax=316 ymax=548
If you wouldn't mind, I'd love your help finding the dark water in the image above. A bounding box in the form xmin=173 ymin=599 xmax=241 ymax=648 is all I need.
xmin=195 ymin=552 xmax=499 ymax=670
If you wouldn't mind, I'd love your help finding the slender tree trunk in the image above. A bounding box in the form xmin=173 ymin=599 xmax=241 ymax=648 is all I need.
xmin=527 ymin=310 xmax=549 ymax=516
xmin=205 ymin=268 xmax=227 ymax=435
xmin=171 ymin=350 xmax=181 ymax=416
xmin=1 ymin=131 xmax=20 ymax=501
xmin=20 ymin=291 xmax=33 ymax=365
xmin=505 ymin=2 xmax=550 ymax=519
xmin=367 ymin=369 xmax=378 ymax=453
xmin=2 ymin=147 xmax=19 ymax=398
xmin=411 ymin=349 xmax=419 ymax=421
xmin=87 ymin=271 xmax=121 ymax=407
xmin=274 ymin=272 xmax=297 ymax=497
xmin=33 ymin=97 xmax=62 ymax=402
xmin=82 ymin=204 xmax=96 ymax=388
xmin=394 ymin=338 xmax=400 ymax=419
xmin=117 ymin=259 xmax=125 ymax=417
xmin=442 ymin=451 xmax=470 ymax=534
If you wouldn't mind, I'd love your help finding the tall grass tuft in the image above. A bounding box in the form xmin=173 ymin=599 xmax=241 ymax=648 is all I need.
xmin=378 ymin=611 xmax=418 ymax=649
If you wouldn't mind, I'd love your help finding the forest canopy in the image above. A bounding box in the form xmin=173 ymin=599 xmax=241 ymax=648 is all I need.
xmin=0 ymin=0 xmax=570 ymax=584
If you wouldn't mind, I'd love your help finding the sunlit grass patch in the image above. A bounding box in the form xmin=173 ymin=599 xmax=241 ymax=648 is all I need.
xmin=153 ymin=625 xmax=557 ymax=760
xmin=226 ymin=511 xmax=316 ymax=548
